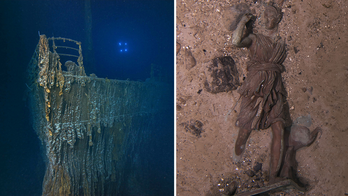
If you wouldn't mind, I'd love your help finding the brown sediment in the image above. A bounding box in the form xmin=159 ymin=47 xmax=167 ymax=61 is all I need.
xmin=177 ymin=0 xmax=348 ymax=195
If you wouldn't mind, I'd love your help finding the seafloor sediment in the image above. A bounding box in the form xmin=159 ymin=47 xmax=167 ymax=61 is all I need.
xmin=176 ymin=0 xmax=348 ymax=195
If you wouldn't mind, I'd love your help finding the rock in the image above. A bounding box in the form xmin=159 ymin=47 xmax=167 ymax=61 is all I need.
xmin=223 ymin=181 xmax=237 ymax=196
xmin=245 ymin=169 xmax=255 ymax=177
xmin=294 ymin=115 xmax=312 ymax=127
xmin=181 ymin=120 xmax=204 ymax=137
xmin=176 ymin=41 xmax=181 ymax=55
xmin=253 ymin=162 xmax=262 ymax=173
xmin=290 ymin=125 xmax=311 ymax=146
xmin=204 ymin=56 xmax=239 ymax=94
xmin=184 ymin=48 xmax=196 ymax=70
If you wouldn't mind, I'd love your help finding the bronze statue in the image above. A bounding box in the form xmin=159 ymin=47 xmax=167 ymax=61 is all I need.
xmin=231 ymin=5 xmax=320 ymax=187
xmin=232 ymin=5 xmax=287 ymax=183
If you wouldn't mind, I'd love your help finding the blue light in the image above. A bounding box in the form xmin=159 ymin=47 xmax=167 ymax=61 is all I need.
xmin=118 ymin=41 xmax=128 ymax=53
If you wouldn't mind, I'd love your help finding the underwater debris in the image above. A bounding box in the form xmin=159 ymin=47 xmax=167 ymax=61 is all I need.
xmin=176 ymin=41 xmax=181 ymax=55
xmin=181 ymin=119 xmax=204 ymax=137
xmin=204 ymin=56 xmax=239 ymax=94
xmin=184 ymin=47 xmax=197 ymax=70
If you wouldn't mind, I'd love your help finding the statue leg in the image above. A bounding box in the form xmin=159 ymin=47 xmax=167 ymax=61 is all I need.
xmin=269 ymin=121 xmax=284 ymax=183
xmin=234 ymin=128 xmax=252 ymax=156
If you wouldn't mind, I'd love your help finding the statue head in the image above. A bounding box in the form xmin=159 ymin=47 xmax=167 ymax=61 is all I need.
xmin=263 ymin=5 xmax=282 ymax=30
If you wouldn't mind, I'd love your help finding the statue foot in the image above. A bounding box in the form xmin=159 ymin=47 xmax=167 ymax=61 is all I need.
xmin=233 ymin=128 xmax=252 ymax=163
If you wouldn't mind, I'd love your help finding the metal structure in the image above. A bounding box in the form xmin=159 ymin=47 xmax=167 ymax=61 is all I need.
xmin=27 ymin=35 xmax=171 ymax=195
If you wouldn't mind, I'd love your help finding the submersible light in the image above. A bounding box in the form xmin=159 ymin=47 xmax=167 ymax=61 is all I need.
xmin=118 ymin=42 xmax=128 ymax=52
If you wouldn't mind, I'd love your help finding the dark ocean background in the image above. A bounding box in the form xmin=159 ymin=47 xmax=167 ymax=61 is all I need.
xmin=0 ymin=0 xmax=174 ymax=195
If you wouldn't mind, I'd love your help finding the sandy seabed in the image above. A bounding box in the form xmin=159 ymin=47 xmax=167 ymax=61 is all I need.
xmin=176 ymin=0 xmax=348 ymax=195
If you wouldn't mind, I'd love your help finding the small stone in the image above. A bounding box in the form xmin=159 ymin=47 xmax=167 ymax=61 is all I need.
xmin=181 ymin=120 xmax=204 ymax=137
xmin=294 ymin=115 xmax=312 ymax=127
xmin=184 ymin=48 xmax=196 ymax=70
xmin=253 ymin=162 xmax=262 ymax=173
xmin=176 ymin=42 xmax=181 ymax=55
xmin=308 ymin=86 xmax=313 ymax=94
xmin=294 ymin=46 xmax=299 ymax=54
xmin=245 ymin=169 xmax=255 ymax=177
xmin=223 ymin=181 xmax=237 ymax=195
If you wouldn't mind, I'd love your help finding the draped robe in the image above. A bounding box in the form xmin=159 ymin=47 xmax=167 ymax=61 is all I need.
xmin=236 ymin=34 xmax=287 ymax=130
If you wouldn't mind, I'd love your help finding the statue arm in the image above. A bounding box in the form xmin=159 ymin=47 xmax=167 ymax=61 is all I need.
xmin=232 ymin=13 xmax=254 ymax=48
